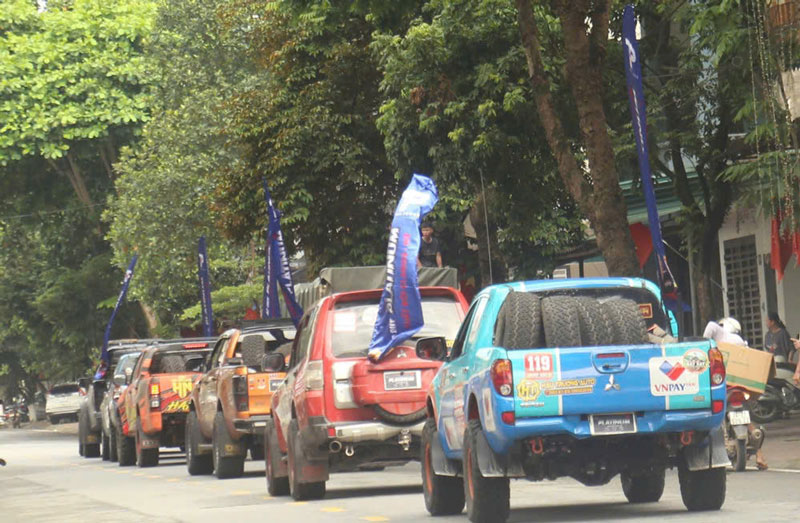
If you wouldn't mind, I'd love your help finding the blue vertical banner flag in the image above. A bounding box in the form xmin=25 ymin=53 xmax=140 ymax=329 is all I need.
xmin=197 ymin=236 xmax=214 ymax=337
xmin=368 ymin=174 xmax=439 ymax=362
xmin=262 ymin=179 xmax=304 ymax=327
xmin=622 ymin=5 xmax=679 ymax=309
xmin=95 ymin=254 xmax=138 ymax=379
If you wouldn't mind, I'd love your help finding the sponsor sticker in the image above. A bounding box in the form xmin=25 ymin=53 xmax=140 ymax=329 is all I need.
xmin=682 ymin=348 xmax=709 ymax=374
xmin=172 ymin=377 xmax=194 ymax=398
xmin=638 ymin=303 xmax=653 ymax=319
xmin=517 ymin=379 xmax=541 ymax=401
xmin=523 ymin=353 xmax=553 ymax=380
xmin=649 ymin=357 xmax=700 ymax=396
xmin=541 ymin=378 xmax=596 ymax=396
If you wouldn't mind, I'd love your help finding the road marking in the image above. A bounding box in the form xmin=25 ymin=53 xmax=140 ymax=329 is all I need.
xmin=146 ymin=475 xmax=161 ymax=479
xmin=231 ymin=490 xmax=251 ymax=496
xmin=361 ymin=518 xmax=389 ymax=522
xmin=133 ymin=472 xmax=145 ymax=476
xmin=770 ymin=468 xmax=800 ymax=474
xmin=167 ymin=478 xmax=179 ymax=482
xmin=263 ymin=496 xmax=273 ymax=500
xmin=321 ymin=507 xmax=346 ymax=513
xmin=114 ymin=470 xmax=131 ymax=474
xmin=288 ymin=501 xmax=308 ymax=506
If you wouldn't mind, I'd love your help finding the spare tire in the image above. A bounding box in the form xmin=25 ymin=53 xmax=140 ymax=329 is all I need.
xmin=602 ymin=298 xmax=648 ymax=345
xmin=374 ymin=404 xmax=427 ymax=425
xmin=494 ymin=291 xmax=543 ymax=349
xmin=573 ymin=297 xmax=614 ymax=346
xmin=541 ymin=296 xmax=582 ymax=347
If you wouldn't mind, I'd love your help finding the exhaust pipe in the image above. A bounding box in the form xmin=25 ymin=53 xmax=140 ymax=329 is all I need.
xmin=329 ymin=440 xmax=342 ymax=453
xmin=345 ymin=445 xmax=355 ymax=457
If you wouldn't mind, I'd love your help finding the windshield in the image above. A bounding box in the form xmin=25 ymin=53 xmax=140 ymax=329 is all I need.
xmin=113 ymin=352 xmax=141 ymax=378
xmin=331 ymin=296 xmax=462 ymax=358
xmin=150 ymin=349 xmax=211 ymax=374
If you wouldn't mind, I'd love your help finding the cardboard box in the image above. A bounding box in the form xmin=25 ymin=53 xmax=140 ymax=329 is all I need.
xmin=717 ymin=342 xmax=776 ymax=394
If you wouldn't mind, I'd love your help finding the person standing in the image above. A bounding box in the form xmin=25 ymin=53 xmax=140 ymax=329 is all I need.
xmin=765 ymin=312 xmax=794 ymax=361
xmin=418 ymin=222 xmax=443 ymax=268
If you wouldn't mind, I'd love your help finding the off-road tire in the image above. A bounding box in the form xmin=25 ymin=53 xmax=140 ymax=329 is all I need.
xmin=116 ymin=425 xmax=136 ymax=466
xmin=79 ymin=407 xmax=100 ymax=458
xmin=463 ymin=419 xmax=509 ymax=523
xmin=678 ymin=462 xmax=726 ymax=511
xmin=288 ymin=419 xmax=326 ymax=500
xmin=621 ymin=469 xmax=665 ymax=503
xmin=602 ymin=298 xmax=649 ymax=345
xmin=573 ymin=297 xmax=614 ymax=346
xmin=422 ymin=419 xmax=464 ymax=516
xmin=373 ymin=405 xmax=427 ymax=425
xmin=78 ymin=407 xmax=86 ymax=456
xmin=250 ymin=441 xmax=265 ymax=461
xmin=101 ymin=430 xmax=111 ymax=461
xmin=159 ymin=354 xmax=186 ymax=374
xmin=186 ymin=409 xmax=213 ymax=475
xmin=541 ymin=296 xmax=582 ymax=348
xmin=494 ymin=291 xmax=543 ymax=349
xmin=49 ymin=415 xmax=59 ymax=425
xmin=213 ymin=411 xmax=245 ymax=479
xmin=109 ymin=425 xmax=118 ymax=462
xmin=265 ymin=420 xmax=290 ymax=496
xmin=135 ymin=424 xmax=159 ymax=467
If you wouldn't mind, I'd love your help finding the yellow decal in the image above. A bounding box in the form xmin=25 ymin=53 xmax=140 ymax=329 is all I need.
xmin=541 ymin=378 xmax=597 ymax=396
xmin=163 ymin=399 xmax=190 ymax=412
xmin=638 ymin=303 xmax=653 ymax=319
xmin=172 ymin=377 xmax=194 ymax=398
xmin=516 ymin=379 xmax=541 ymax=401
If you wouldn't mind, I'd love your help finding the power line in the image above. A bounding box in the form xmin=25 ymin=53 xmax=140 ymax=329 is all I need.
xmin=0 ymin=202 xmax=105 ymax=222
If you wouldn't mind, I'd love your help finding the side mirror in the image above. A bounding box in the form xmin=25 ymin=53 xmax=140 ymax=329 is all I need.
xmin=226 ymin=357 xmax=244 ymax=367
xmin=416 ymin=337 xmax=448 ymax=361
xmin=262 ymin=353 xmax=286 ymax=372
xmin=78 ymin=377 xmax=91 ymax=390
xmin=112 ymin=375 xmax=126 ymax=387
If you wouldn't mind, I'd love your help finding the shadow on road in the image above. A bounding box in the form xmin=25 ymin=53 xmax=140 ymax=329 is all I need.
xmin=507 ymin=502 xmax=686 ymax=522
xmin=324 ymin=484 xmax=422 ymax=500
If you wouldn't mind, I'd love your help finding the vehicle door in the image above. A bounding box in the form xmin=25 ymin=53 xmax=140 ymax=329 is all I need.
xmin=274 ymin=310 xmax=316 ymax=445
xmin=438 ymin=297 xmax=488 ymax=452
xmin=198 ymin=336 xmax=230 ymax=432
xmin=124 ymin=352 xmax=147 ymax=432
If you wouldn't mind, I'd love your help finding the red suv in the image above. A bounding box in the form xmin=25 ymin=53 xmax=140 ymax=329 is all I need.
xmin=266 ymin=286 xmax=467 ymax=500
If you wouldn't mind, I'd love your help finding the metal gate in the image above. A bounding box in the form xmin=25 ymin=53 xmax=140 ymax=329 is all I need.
xmin=723 ymin=235 xmax=763 ymax=348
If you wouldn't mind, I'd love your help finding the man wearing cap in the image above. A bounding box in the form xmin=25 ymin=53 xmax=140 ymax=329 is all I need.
xmin=418 ymin=222 xmax=443 ymax=268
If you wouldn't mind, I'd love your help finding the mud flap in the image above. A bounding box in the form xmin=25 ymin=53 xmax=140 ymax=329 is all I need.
xmin=140 ymin=434 xmax=160 ymax=450
xmin=297 ymin=451 xmax=330 ymax=483
xmin=475 ymin=429 xmax=524 ymax=478
xmin=431 ymin=430 xmax=460 ymax=477
xmin=684 ymin=425 xmax=730 ymax=471
xmin=732 ymin=425 xmax=748 ymax=439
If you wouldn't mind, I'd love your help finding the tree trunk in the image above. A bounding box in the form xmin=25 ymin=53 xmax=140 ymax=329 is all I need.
xmin=469 ymin=191 xmax=507 ymax=287
xmin=139 ymin=302 xmax=159 ymax=336
xmin=515 ymin=0 xmax=639 ymax=276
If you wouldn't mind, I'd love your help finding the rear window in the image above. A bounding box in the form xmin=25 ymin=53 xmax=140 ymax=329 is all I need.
xmin=50 ymin=384 xmax=79 ymax=395
xmin=150 ymin=349 xmax=211 ymax=374
xmin=331 ymin=296 xmax=462 ymax=358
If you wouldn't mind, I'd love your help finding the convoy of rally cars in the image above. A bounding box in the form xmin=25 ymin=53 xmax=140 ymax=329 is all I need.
xmin=77 ymin=270 xmax=730 ymax=523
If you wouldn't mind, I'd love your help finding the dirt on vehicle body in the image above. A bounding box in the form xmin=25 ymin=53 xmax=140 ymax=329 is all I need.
xmin=117 ymin=340 xmax=213 ymax=467
xmin=185 ymin=321 xmax=295 ymax=478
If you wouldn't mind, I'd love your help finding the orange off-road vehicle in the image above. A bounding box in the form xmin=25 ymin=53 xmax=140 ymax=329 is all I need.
xmin=117 ymin=339 xmax=213 ymax=467
xmin=185 ymin=320 xmax=295 ymax=479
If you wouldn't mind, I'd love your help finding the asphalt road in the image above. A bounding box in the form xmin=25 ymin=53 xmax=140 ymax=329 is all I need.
xmin=1 ymin=427 xmax=799 ymax=523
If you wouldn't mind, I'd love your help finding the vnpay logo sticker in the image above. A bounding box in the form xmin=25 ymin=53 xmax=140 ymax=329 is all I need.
xmin=649 ymin=357 xmax=700 ymax=397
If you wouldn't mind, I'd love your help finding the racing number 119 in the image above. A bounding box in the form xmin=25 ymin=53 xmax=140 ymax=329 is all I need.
xmin=525 ymin=354 xmax=552 ymax=374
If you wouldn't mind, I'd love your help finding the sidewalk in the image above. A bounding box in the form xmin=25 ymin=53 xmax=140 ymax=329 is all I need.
xmin=761 ymin=416 xmax=800 ymax=470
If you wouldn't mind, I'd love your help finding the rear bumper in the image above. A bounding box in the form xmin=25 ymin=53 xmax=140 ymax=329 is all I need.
xmin=46 ymin=406 xmax=80 ymax=417
xmin=233 ymin=415 xmax=270 ymax=435
xmin=299 ymin=416 xmax=424 ymax=459
xmin=485 ymin=409 xmax=725 ymax=455
xmin=330 ymin=420 xmax=425 ymax=443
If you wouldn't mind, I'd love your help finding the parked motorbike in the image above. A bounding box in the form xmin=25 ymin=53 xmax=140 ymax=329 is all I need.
xmin=724 ymin=386 xmax=764 ymax=471
xmin=751 ymin=358 xmax=800 ymax=423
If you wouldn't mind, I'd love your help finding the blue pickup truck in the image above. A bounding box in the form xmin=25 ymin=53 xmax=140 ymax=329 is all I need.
xmin=415 ymin=278 xmax=728 ymax=523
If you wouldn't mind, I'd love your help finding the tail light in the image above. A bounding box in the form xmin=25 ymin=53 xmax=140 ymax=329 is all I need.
xmin=305 ymin=360 xmax=324 ymax=391
xmin=232 ymin=375 xmax=249 ymax=412
xmin=149 ymin=381 xmax=160 ymax=409
xmin=501 ymin=411 xmax=515 ymax=425
xmin=727 ymin=388 xmax=748 ymax=408
xmin=712 ymin=400 xmax=724 ymax=413
xmin=491 ymin=359 xmax=513 ymax=396
xmin=708 ymin=347 xmax=725 ymax=386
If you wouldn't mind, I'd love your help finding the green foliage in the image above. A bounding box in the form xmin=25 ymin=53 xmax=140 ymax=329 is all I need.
xmin=0 ymin=0 xmax=155 ymax=163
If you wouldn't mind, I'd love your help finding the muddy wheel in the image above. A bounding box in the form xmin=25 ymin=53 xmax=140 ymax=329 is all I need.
xmin=116 ymin=425 xmax=136 ymax=467
xmin=213 ymin=410 xmax=244 ymax=479
xmin=373 ymin=405 xmax=427 ymax=425
xmin=621 ymin=468 xmax=665 ymax=503
xmin=101 ymin=430 xmax=111 ymax=461
xmin=186 ymin=409 xmax=212 ymax=475
xmin=422 ymin=419 xmax=464 ymax=516
xmin=463 ymin=419 xmax=509 ymax=523
xmin=288 ymin=419 xmax=326 ymax=501
xmin=109 ymin=425 xmax=118 ymax=462
xmin=135 ymin=424 xmax=159 ymax=467
xmin=679 ymin=461 xmax=726 ymax=511
xmin=265 ymin=420 xmax=290 ymax=496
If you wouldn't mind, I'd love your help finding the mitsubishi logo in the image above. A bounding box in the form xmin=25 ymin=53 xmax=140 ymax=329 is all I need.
xmin=604 ymin=375 xmax=621 ymax=392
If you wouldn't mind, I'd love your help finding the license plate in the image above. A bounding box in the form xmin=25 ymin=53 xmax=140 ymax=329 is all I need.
xmin=728 ymin=410 xmax=750 ymax=425
xmin=384 ymin=370 xmax=422 ymax=391
xmin=269 ymin=378 xmax=283 ymax=392
xmin=589 ymin=413 xmax=637 ymax=436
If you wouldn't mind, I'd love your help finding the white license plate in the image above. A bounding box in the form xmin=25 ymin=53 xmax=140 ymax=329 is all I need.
xmin=589 ymin=413 xmax=637 ymax=436
xmin=728 ymin=410 xmax=750 ymax=425
xmin=384 ymin=370 xmax=422 ymax=391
